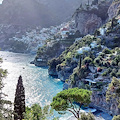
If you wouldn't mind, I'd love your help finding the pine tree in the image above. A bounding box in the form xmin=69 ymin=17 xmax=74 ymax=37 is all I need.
xmin=14 ymin=76 xmax=25 ymax=120
xmin=0 ymin=58 xmax=12 ymax=120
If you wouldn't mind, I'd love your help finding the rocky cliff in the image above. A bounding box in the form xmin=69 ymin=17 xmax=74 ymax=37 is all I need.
xmin=0 ymin=0 xmax=93 ymax=52
xmin=75 ymin=10 xmax=102 ymax=35
xmin=108 ymin=0 xmax=120 ymax=20
xmin=34 ymin=39 xmax=75 ymax=67
xmin=91 ymin=91 xmax=120 ymax=115
xmin=74 ymin=0 xmax=112 ymax=35
xmin=48 ymin=0 xmax=120 ymax=115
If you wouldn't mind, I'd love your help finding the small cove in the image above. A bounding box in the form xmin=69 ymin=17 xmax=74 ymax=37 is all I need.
xmin=0 ymin=51 xmax=63 ymax=107
xmin=0 ymin=51 xmax=113 ymax=120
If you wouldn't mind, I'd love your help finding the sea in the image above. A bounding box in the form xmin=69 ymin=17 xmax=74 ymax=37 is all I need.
xmin=0 ymin=51 xmax=113 ymax=120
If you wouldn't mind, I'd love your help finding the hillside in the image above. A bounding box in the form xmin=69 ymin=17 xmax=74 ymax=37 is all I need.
xmin=1 ymin=0 xmax=120 ymax=119
xmin=47 ymin=0 xmax=120 ymax=116
xmin=0 ymin=0 xmax=93 ymax=51
xmin=0 ymin=0 xmax=56 ymax=27
xmin=0 ymin=0 xmax=93 ymax=27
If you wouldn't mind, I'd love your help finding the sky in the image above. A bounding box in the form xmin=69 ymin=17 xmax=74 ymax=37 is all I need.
xmin=0 ymin=0 xmax=3 ymax=4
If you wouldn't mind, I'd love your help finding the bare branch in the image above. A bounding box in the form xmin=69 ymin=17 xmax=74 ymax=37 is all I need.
xmin=68 ymin=98 xmax=77 ymax=113
xmin=67 ymin=109 xmax=78 ymax=119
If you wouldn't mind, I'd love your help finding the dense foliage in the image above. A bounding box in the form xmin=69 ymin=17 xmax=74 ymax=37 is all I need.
xmin=14 ymin=76 xmax=25 ymax=120
xmin=23 ymin=104 xmax=56 ymax=120
xmin=51 ymin=88 xmax=92 ymax=119
xmin=79 ymin=112 xmax=95 ymax=120
xmin=0 ymin=58 xmax=12 ymax=120
xmin=112 ymin=115 xmax=120 ymax=120
xmin=106 ymin=77 xmax=120 ymax=108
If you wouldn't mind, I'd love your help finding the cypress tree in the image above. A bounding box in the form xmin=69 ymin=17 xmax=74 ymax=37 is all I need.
xmin=14 ymin=76 xmax=25 ymax=120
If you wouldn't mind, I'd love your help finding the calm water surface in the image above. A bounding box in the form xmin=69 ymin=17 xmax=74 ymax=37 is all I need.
xmin=0 ymin=51 xmax=63 ymax=107
xmin=0 ymin=51 xmax=113 ymax=120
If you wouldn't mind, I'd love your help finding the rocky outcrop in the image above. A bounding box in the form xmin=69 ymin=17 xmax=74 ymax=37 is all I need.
xmin=74 ymin=1 xmax=111 ymax=35
xmin=34 ymin=60 xmax=47 ymax=67
xmin=108 ymin=1 xmax=120 ymax=20
xmin=35 ymin=39 xmax=75 ymax=67
xmin=91 ymin=91 xmax=120 ymax=116
xmin=48 ymin=58 xmax=61 ymax=76
xmin=57 ymin=64 xmax=77 ymax=81
xmin=75 ymin=11 xmax=102 ymax=35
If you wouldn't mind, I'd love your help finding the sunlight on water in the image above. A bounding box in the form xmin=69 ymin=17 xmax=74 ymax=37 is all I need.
xmin=0 ymin=51 xmax=63 ymax=107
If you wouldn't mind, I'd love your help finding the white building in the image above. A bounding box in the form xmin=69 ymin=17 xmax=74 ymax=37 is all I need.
xmin=77 ymin=46 xmax=91 ymax=54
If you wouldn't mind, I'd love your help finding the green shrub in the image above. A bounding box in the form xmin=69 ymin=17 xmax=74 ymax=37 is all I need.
xmin=99 ymin=52 xmax=105 ymax=57
xmin=102 ymin=48 xmax=111 ymax=54
xmin=97 ymin=56 xmax=103 ymax=60
xmin=70 ymin=72 xmax=78 ymax=85
xmin=65 ymin=52 xmax=72 ymax=64
xmin=107 ymin=68 xmax=112 ymax=73
xmin=102 ymin=61 xmax=108 ymax=67
xmin=114 ymin=55 xmax=120 ymax=65
xmin=66 ymin=57 xmax=71 ymax=64
xmin=96 ymin=38 xmax=101 ymax=45
xmin=117 ymin=70 xmax=120 ymax=77
xmin=116 ymin=49 xmax=120 ymax=54
xmin=97 ymin=45 xmax=102 ymax=50
xmin=82 ymin=57 xmax=92 ymax=65
xmin=112 ymin=115 xmax=120 ymax=120
xmin=78 ymin=67 xmax=88 ymax=79
xmin=75 ymin=53 xmax=80 ymax=59
xmin=80 ymin=112 xmax=95 ymax=120
xmin=110 ymin=70 xmax=117 ymax=77
xmin=102 ymin=71 xmax=108 ymax=76
xmin=111 ymin=60 xmax=117 ymax=66
xmin=94 ymin=58 xmax=102 ymax=66
xmin=118 ymin=62 xmax=120 ymax=67
xmin=65 ymin=79 xmax=69 ymax=83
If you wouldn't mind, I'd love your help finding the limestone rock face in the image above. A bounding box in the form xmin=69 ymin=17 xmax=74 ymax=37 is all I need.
xmin=91 ymin=91 xmax=120 ymax=116
xmin=108 ymin=1 xmax=120 ymax=20
xmin=74 ymin=0 xmax=113 ymax=35
xmin=75 ymin=11 xmax=102 ymax=35
xmin=48 ymin=68 xmax=58 ymax=76
xmin=57 ymin=67 xmax=73 ymax=82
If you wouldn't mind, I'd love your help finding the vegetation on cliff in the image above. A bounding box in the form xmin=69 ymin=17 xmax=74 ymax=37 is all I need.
xmin=0 ymin=58 xmax=12 ymax=120
xmin=24 ymin=104 xmax=56 ymax=120
xmin=51 ymin=88 xmax=92 ymax=120
xmin=106 ymin=77 xmax=120 ymax=107
xmin=48 ymin=35 xmax=101 ymax=71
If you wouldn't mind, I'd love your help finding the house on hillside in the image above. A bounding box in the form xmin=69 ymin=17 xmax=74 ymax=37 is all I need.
xmin=60 ymin=28 xmax=69 ymax=39
xmin=77 ymin=46 xmax=91 ymax=54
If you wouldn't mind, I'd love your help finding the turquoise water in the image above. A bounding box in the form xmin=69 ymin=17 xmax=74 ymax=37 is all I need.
xmin=0 ymin=51 xmax=113 ymax=120
xmin=0 ymin=51 xmax=63 ymax=107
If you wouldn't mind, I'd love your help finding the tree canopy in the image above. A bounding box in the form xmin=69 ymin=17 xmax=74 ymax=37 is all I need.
xmin=112 ymin=115 xmax=120 ymax=120
xmin=23 ymin=104 xmax=57 ymax=120
xmin=51 ymin=88 xmax=92 ymax=119
xmin=0 ymin=58 xmax=12 ymax=120
xmin=14 ymin=75 xmax=25 ymax=120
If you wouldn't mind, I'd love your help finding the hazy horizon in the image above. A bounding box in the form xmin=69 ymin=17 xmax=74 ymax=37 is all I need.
xmin=0 ymin=0 xmax=3 ymax=4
